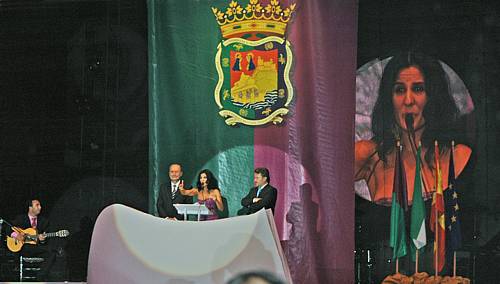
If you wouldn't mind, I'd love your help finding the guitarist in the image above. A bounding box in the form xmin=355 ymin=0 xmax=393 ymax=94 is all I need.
xmin=8 ymin=199 xmax=55 ymax=281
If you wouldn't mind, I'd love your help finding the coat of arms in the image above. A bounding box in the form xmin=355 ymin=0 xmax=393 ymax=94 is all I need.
xmin=212 ymin=0 xmax=296 ymax=126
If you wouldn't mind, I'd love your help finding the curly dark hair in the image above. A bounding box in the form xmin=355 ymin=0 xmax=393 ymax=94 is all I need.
xmin=196 ymin=169 xmax=219 ymax=191
xmin=371 ymin=52 xmax=459 ymax=165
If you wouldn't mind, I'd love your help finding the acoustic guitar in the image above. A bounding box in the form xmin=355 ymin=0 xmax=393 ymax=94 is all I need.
xmin=6 ymin=227 xmax=70 ymax=252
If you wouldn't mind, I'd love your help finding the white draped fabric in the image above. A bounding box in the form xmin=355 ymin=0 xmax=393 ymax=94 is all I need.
xmin=87 ymin=204 xmax=290 ymax=283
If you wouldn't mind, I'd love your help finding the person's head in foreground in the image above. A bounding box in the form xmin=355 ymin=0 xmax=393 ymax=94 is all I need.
xmin=227 ymin=271 xmax=286 ymax=284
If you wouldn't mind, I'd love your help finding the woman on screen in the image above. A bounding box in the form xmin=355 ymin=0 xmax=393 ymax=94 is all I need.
xmin=354 ymin=52 xmax=472 ymax=205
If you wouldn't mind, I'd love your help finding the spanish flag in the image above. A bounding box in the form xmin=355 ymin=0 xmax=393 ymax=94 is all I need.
xmin=430 ymin=141 xmax=446 ymax=272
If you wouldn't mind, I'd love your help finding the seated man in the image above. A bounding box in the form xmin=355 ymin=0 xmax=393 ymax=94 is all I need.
xmin=9 ymin=199 xmax=56 ymax=281
xmin=156 ymin=163 xmax=193 ymax=220
xmin=238 ymin=168 xmax=278 ymax=215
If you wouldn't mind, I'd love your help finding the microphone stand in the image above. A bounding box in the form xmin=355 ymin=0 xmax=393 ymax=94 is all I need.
xmin=0 ymin=218 xmax=15 ymax=230
xmin=405 ymin=115 xmax=418 ymax=157
xmin=404 ymin=115 xmax=431 ymax=204
xmin=0 ymin=217 xmax=20 ymax=235
xmin=404 ymin=116 xmax=428 ymax=187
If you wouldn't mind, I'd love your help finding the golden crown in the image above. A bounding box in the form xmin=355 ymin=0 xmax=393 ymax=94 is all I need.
xmin=212 ymin=0 xmax=296 ymax=39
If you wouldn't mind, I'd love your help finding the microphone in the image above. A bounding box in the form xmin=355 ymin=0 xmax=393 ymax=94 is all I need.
xmin=405 ymin=114 xmax=416 ymax=141
xmin=405 ymin=114 xmax=414 ymax=133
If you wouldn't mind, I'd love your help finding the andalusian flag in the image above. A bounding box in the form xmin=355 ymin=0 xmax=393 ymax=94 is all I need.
xmin=390 ymin=144 xmax=408 ymax=259
xmin=410 ymin=145 xmax=426 ymax=261
xmin=430 ymin=142 xmax=446 ymax=272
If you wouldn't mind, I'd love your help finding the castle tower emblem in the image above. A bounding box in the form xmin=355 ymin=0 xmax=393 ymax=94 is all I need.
xmin=212 ymin=0 xmax=296 ymax=126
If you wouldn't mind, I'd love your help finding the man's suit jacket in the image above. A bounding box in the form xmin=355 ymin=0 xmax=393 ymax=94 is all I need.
xmin=10 ymin=214 xmax=50 ymax=233
xmin=238 ymin=184 xmax=277 ymax=215
xmin=156 ymin=183 xmax=193 ymax=219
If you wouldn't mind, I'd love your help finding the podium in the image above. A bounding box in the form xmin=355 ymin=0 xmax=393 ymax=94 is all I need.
xmin=88 ymin=204 xmax=292 ymax=283
xmin=174 ymin=203 xmax=213 ymax=221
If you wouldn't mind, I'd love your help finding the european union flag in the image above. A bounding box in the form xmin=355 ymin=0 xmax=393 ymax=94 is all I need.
xmin=445 ymin=145 xmax=462 ymax=268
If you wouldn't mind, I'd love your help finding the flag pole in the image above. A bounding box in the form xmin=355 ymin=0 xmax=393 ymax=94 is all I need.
xmin=396 ymin=140 xmax=400 ymax=276
xmin=434 ymin=194 xmax=438 ymax=277
xmin=434 ymin=140 xmax=438 ymax=278
xmin=396 ymin=258 xmax=399 ymax=274
xmin=453 ymin=251 xmax=457 ymax=277
xmin=452 ymin=140 xmax=456 ymax=278
xmin=416 ymin=141 xmax=421 ymax=275
xmin=415 ymin=249 xmax=419 ymax=273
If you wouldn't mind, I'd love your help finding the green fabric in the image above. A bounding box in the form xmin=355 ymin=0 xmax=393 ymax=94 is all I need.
xmin=390 ymin=191 xmax=407 ymax=259
xmin=410 ymin=146 xmax=426 ymax=261
xmin=148 ymin=0 xmax=254 ymax=217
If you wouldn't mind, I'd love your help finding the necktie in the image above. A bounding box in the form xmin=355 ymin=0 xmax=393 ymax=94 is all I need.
xmin=171 ymin=184 xmax=177 ymax=199
xmin=31 ymin=217 xmax=37 ymax=228
xmin=256 ymin=187 xmax=263 ymax=197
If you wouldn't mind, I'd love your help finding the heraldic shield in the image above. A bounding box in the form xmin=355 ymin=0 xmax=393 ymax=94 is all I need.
xmin=212 ymin=0 xmax=296 ymax=126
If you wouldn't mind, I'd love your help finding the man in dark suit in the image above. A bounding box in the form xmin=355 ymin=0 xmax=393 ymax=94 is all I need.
xmin=9 ymin=199 xmax=55 ymax=280
xmin=238 ymin=168 xmax=278 ymax=215
xmin=156 ymin=163 xmax=193 ymax=220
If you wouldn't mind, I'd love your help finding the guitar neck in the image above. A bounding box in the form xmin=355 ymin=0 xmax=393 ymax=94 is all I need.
xmin=42 ymin=232 xmax=58 ymax=238
xmin=14 ymin=228 xmax=68 ymax=240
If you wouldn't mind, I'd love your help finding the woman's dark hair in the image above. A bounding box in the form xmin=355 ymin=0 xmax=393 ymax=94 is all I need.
xmin=226 ymin=270 xmax=285 ymax=284
xmin=254 ymin=167 xmax=270 ymax=183
xmin=197 ymin=169 xmax=219 ymax=191
xmin=371 ymin=52 xmax=459 ymax=165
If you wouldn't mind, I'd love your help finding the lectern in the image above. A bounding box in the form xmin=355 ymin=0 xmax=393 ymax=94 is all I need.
xmin=174 ymin=203 xmax=213 ymax=221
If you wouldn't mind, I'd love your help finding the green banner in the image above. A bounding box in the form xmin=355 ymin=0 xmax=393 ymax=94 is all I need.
xmin=148 ymin=0 xmax=255 ymax=217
